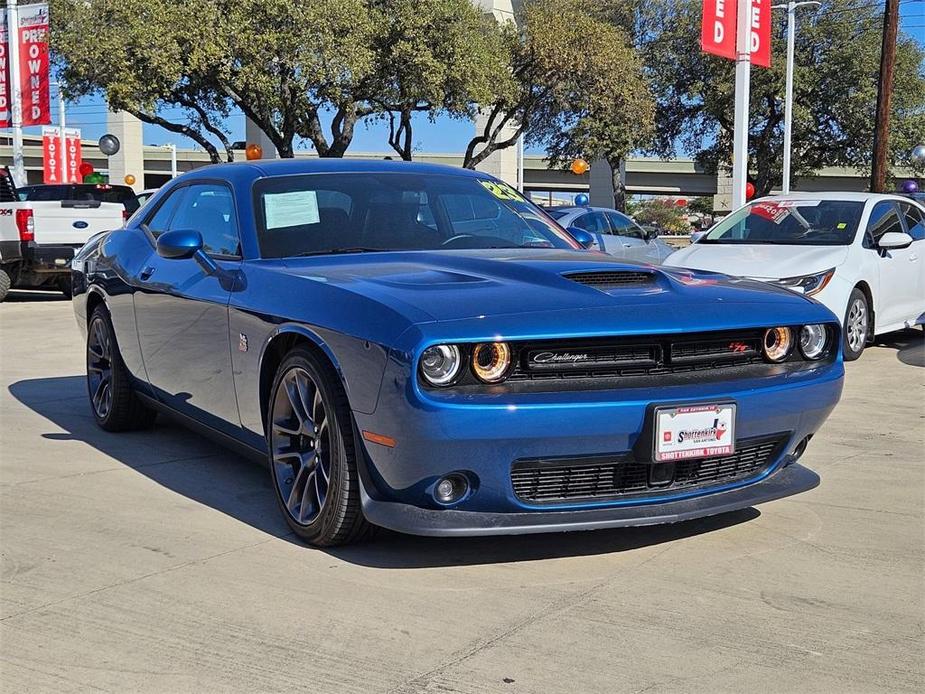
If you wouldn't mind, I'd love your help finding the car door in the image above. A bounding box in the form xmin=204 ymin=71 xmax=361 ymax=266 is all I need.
xmin=572 ymin=211 xmax=623 ymax=257
xmin=605 ymin=211 xmax=658 ymax=264
xmin=864 ymin=201 xmax=919 ymax=329
xmin=132 ymin=182 xmax=243 ymax=433
xmin=898 ymin=201 xmax=925 ymax=320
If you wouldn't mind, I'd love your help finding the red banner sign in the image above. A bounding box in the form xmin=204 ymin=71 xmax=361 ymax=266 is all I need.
xmin=0 ymin=14 xmax=10 ymax=128
xmin=749 ymin=0 xmax=772 ymax=68
xmin=701 ymin=0 xmax=737 ymax=61
xmin=18 ymin=2 xmax=51 ymax=127
xmin=64 ymin=128 xmax=83 ymax=183
xmin=42 ymin=127 xmax=82 ymax=184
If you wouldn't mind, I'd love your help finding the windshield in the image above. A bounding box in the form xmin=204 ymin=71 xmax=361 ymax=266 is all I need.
xmin=701 ymin=199 xmax=864 ymax=246
xmin=254 ymin=173 xmax=579 ymax=258
xmin=545 ymin=209 xmax=569 ymax=220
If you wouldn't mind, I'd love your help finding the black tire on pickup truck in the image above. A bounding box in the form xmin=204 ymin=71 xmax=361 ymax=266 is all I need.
xmin=0 ymin=267 xmax=11 ymax=303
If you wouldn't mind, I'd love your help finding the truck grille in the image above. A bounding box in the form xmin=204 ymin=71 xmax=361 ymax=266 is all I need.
xmin=511 ymin=435 xmax=787 ymax=504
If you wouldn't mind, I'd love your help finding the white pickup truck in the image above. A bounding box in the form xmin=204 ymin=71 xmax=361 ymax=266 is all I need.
xmin=0 ymin=168 xmax=125 ymax=301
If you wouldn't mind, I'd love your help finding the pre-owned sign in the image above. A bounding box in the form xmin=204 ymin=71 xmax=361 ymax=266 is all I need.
xmin=18 ymin=3 xmax=50 ymax=127
xmin=701 ymin=0 xmax=772 ymax=68
xmin=0 ymin=14 xmax=9 ymax=128
xmin=700 ymin=0 xmax=737 ymax=60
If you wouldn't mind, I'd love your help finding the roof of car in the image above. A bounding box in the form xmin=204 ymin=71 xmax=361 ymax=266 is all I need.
xmin=751 ymin=191 xmax=914 ymax=204
xmin=187 ymin=157 xmax=490 ymax=180
xmin=547 ymin=206 xmax=621 ymax=214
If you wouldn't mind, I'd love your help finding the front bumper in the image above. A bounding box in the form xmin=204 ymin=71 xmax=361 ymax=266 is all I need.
xmin=352 ymin=354 xmax=843 ymax=535
xmin=360 ymin=461 xmax=819 ymax=536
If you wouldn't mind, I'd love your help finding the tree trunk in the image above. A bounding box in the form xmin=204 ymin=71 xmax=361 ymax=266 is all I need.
xmin=607 ymin=156 xmax=627 ymax=212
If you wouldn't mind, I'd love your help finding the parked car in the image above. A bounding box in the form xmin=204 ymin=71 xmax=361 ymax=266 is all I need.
xmin=666 ymin=193 xmax=925 ymax=360
xmin=18 ymin=183 xmax=140 ymax=221
xmin=0 ymin=169 xmax=125 ymax=301
xmin=546 ymin=206 xmax=675 ymax=264
xmin=72 ymin=160 xmax=843 ymax=546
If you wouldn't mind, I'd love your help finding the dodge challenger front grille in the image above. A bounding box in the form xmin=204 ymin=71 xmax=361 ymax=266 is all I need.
xmin=511 ymin=435 xmax=787 ymax=504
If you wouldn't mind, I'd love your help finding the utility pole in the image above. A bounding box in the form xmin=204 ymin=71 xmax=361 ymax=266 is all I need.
xmin=731 ymin=0 xmax=753 ymax=208
xmin=871 ymin=0 xmax=899 ymax=192
xmin=7 ymin=0 xmax=26 ymax=187
xmin=772 ymin=1 xmax=820 ymax=194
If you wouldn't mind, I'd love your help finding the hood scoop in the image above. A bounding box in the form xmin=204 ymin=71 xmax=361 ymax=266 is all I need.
xmin=563 ymin=270 xmax=655 ymax=290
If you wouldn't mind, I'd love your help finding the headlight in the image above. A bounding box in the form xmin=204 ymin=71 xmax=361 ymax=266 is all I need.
xmin=799 ymin=324 xmax=828 ymax=359
xmin=471 ymin=342 xmax=512 ymax=383
xmin=763 ymin=327 xmax=793 ymax=362
xmin=774 ymin=268 xmax=835 ymax=297
xmin=420 ymin=344 xmax=461 ymax=386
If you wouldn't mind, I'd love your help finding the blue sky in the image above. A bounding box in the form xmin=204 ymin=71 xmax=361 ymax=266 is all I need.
xmin=18 ymin=1 xmax=925 ymax=156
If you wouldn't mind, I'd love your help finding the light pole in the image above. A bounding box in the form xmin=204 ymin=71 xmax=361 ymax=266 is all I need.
xmin=6 ymin=0 xmax=26 ymax=186
xmin=772 ymin=1 xmax=820 ymax=194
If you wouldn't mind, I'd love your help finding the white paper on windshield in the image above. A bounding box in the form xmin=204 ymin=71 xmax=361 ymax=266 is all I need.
xmin=264 ymin=191 xmax=320 ymax=229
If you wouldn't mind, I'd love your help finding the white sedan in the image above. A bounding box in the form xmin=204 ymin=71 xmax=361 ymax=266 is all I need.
xmin=666 ymin=193 xmax=924 ymax=360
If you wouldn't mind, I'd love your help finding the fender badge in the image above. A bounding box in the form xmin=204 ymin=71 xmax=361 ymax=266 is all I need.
xmin=238 ymin=333 xmax=248 ymax=352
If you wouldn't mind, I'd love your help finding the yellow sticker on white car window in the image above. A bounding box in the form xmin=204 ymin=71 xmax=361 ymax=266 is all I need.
xmin=479 ymin=180 xmax=524 ymax=202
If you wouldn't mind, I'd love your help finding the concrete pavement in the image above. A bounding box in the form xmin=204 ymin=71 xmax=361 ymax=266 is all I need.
xmin=1 ymin=292 xmax=923 ymax=693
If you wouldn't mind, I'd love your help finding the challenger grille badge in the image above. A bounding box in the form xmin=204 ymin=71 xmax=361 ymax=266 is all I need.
xmin=728 ymin=342 xmax=749 ymax=353
xmin=239 ymin=333 xmax=248 ymax=352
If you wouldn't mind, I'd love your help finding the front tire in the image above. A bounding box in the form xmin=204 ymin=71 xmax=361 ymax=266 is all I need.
xmin=267 ymin=348 xmax=372 ymax=547
xmin=843 ymin=288 xmax=869 ymax=361
xmin=87 ymin=306 xmax=156 ymax=431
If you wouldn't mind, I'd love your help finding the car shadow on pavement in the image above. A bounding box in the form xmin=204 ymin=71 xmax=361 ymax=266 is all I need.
xmin=10 ymin=375 xmax=760 ymax=569
xmin=872 ymin=328 xmax=924 ymax=368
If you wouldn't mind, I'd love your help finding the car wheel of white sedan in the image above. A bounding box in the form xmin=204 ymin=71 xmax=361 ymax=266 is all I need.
xmin=843 ymin=288 xmax=869 ymax=361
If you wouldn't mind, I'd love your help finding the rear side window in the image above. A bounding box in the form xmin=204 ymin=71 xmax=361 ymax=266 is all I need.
xmin=573 ymin=212 xmax=609 ymax=234
xmin=899 ymin=202 xmax=925 ymax=241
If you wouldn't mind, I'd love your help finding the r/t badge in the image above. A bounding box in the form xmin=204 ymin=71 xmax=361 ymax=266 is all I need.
xmin=238 ymin=333 xmax=248 ymax=352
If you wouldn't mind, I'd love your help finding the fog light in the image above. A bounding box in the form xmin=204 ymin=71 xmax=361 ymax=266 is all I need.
xmin=434 ymin=474 xmax=468 ymax=504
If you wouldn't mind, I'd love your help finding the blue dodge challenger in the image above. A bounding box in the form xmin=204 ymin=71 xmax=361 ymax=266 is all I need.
xmin=72 ymin=160 xmax=844 ymax=546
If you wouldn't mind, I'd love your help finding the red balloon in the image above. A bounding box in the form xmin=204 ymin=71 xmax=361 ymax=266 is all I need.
xmin=745 ymin=182 xmax=756 ymax=200
xmin=79 ymin=161 xmax=95 ymax=177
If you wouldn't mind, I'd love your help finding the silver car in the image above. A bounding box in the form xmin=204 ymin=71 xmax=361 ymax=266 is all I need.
xmin=547 ymin=206 xmax=675 ymax=264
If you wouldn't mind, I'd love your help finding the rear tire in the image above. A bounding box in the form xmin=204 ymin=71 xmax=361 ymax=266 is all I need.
xmin=87 ymin=305 xmax=156 ymax=431
xmin=0 ymin=267 xmax=10 ymax=302
xmin=843 ymin=288 xmax=869 ymax=361
xmin=267 ymin=347 xmax=372 ymax=547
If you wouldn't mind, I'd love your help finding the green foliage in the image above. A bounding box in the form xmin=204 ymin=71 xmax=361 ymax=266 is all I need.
xmin=637 ymin=0 xmax=925 ymax=194
xmin=463 ymin=0 xmax=654 ymax=178
xmin=367 ymin=0 xmax=508 ymax=160
xmin=632 ymin=198 xmax=690 ymax=233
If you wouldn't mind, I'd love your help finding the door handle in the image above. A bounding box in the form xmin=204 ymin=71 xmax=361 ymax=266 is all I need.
xmin=910 ymin=254 xmax=919 ymax=261
xmin=139 ymin=266 xmax=155 ymax=281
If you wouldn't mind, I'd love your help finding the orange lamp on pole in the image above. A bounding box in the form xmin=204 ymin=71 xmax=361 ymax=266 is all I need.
xmin=570 ymin=158 xmax=590 ymax=176
xmin=245 ymin=143 xmax=263 ymax=161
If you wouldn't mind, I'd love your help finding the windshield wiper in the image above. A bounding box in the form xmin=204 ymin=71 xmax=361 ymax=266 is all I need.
xmin=293 ymin=247 xmax=393 ymax=257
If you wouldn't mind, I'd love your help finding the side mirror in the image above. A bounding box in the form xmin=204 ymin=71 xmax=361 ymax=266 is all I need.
xmin=567 ymin=226 xmax=596 ymax=249
xmin=644 ymin=226 xmax=659 ymax=241
xmin=156 ymin=228 xmax=218 ymax=275
xmin=157 ymin=229 xmax=203 ymax=259
xmin=878 ymin=231 xmax=914 ymax=250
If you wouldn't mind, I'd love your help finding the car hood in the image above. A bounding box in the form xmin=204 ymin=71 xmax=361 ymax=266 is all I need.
xmin=665 ymin=243 xmax=850 ymax=279
xmin=276 ymin=249 xmax=837 ymax=335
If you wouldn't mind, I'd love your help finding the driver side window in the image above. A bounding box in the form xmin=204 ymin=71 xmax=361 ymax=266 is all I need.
xmin=865 ymin=202 xmax=902 ymax=246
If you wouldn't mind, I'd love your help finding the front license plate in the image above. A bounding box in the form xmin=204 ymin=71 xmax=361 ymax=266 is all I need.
xmin=653 ymin=403 xmax=736 ymax=462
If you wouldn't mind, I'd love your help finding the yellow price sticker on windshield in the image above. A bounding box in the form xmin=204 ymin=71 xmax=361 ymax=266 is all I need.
xmin=479 ymin=180 xmax=524 ymax=202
